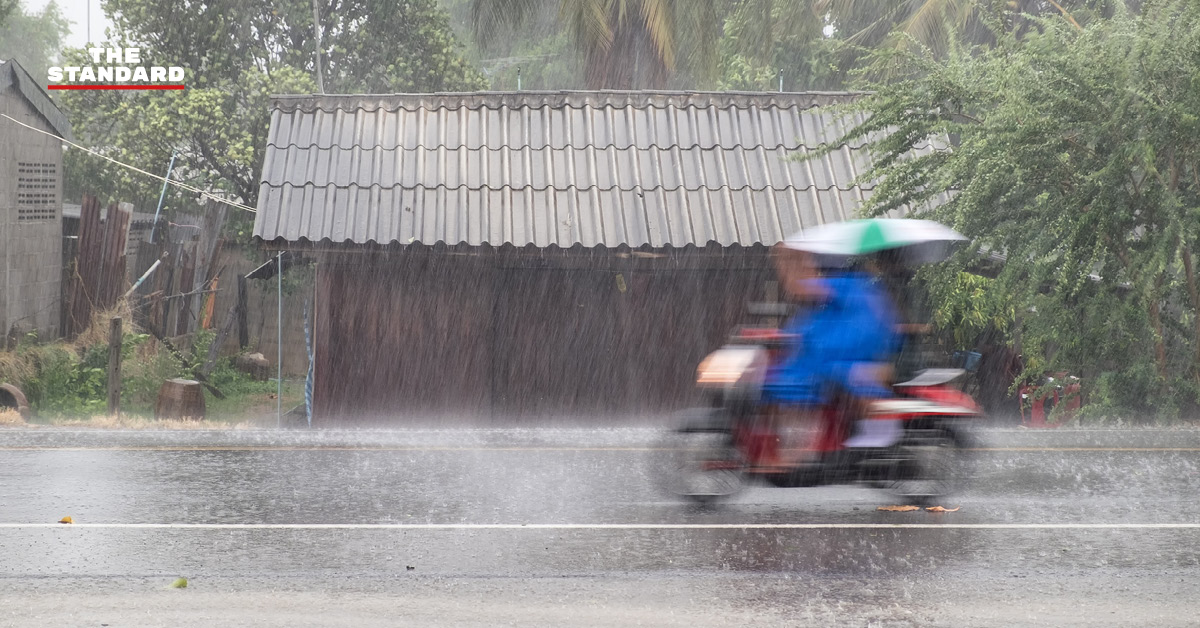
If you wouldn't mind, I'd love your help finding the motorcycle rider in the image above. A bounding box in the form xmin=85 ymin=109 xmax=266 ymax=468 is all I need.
xmin=759 ymin=245 xmax=902 ymax=467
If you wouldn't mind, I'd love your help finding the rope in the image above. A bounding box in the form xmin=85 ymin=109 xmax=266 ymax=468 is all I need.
xmin=0 ymin=114 xmax=257 ymax=214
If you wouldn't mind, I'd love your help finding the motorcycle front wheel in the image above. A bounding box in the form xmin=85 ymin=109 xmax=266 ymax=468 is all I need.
xmin=653 ymin=427 xmax=746 ymax=504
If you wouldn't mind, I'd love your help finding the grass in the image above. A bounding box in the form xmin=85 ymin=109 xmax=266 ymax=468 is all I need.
xmin=16 ymin=380 xmax=306 ymax=429
xmin=41 ymin=415 xmax=249 ymax=429
xmin=0 ymin=409 xmax=24 ymax=426
xmin=1 ymin=301 xmax=309 ymax=430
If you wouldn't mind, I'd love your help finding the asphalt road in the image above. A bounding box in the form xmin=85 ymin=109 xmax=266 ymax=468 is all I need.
xmin=2 ymin=426 xmax=1199 ymax=627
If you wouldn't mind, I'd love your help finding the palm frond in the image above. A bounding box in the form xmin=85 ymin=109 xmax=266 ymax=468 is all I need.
xmin=671 ymin=0 xmax=722 ymax=85
xmin=638 ymin=0 xmax=677 ymax=69
xmin=562 ymin=0 xmax=615 ymax=51
xmin=896 ymin=0 xmax=957 ymax=54
xmin=470 ymin=0 xmax=552 ymax=49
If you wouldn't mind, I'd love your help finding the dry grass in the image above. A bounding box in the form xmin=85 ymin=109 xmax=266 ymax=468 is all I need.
xmin=0 ymin=409 xmax=25 ymax=426
xmin=71 ymin=301 xmax=139 ymax=350
xmin=0 ymin=301 xmax=136 ymax=389
xmin=0 ymin=350 xmax=36 ymax=385
xmin=46 ymin=414 xmax=252 ymax=430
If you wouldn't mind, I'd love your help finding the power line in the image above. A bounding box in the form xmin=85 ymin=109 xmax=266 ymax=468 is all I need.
xmin=0 ymin=114 xmax=257 ymax=214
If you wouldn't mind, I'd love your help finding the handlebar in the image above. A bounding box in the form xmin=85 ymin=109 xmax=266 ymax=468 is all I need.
xmin=746 ymin=302 xmax=795 ymax=317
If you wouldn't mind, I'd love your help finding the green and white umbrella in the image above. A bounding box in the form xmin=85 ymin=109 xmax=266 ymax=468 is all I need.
xmin=782 ymin=218 xmax=967 ymax=265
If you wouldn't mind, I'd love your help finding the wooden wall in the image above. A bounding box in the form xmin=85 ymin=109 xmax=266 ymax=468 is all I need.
xmin=313 ymin=247 xmax=771 ymax=424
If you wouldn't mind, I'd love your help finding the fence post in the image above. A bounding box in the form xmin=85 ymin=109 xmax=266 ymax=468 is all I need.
xmin=237 ymin=274 xmax=249 ymax=349
xmin=107 ymin=316 xmax=122 ymax=416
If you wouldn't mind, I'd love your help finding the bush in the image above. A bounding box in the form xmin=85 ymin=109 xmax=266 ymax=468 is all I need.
xmin=2 ymin=307 xmax=291 ymax=420
xmin=121 ymin=335 xmax=188 ymax=410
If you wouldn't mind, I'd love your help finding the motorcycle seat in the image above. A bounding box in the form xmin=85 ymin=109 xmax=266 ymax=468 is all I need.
xmin=893 ymin=368 xmax=966 ymax=388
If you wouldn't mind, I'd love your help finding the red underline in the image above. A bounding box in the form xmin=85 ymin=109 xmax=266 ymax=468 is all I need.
xmin=47 ymin=84 xmax=186 ymax=90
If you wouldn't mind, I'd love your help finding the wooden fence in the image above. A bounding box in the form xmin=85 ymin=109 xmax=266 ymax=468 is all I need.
xmin=62 ymin=196 xmax=310 ymax=374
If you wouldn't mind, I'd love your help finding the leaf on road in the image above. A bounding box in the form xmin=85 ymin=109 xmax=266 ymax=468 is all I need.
xmin=925 ymin=506 xmax=961 ymax=513
xmin=169 ymin=577 xmax=188 ymax=589
xmin=877 ymin=505 xmax=920 ymax=512
xmin=58 ymin=516 xmax=73 ymax=524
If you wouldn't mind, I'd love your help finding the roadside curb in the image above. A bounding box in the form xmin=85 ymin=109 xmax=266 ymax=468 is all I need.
xmin=2 ymin=426 xmax=1200 ymax=450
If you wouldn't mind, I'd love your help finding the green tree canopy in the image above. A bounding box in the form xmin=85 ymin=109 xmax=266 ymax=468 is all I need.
xmin=470 ymin=0 xmax=724 ymax=89
xmin=0 ymin=0 xmax=16 ymax=27
xmin=719 ymin=0 xmax=1146 ymax=91
xmin=442 ymin=0 xmax=583 ymax=90
xmin=828 ymin=0 xmax=1200 ymax=418
xmin=0 ymin=1 xmax=69 ymax=83
xmin=60 ymin=0 xmax=485 ymax=220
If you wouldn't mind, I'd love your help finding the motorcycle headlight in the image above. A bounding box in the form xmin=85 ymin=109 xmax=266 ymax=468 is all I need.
xmin=695 ymin=347 xmax=764 ymax=388
xmin=696 ymin=354 xmax=742 ymax=386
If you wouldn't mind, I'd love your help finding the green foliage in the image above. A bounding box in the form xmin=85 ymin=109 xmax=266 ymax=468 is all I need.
xmin=121 ymin=336 xmax=185 ymax=408
xmin=2 ymin=326 xmax=284 ymax=419
xmin=453 ymin=0 xmax=1145 ymax=91
xmin=0 ymin=0 xmax=69 ymax=83
xmin=718 ymin=0 xmax=849 ymax=91
xmin=18 ymin=344 xmax=108 ymax=416
xmin=61 ymin=61 xmax=315 ymax=214
xmin=918 ymin=268 xmax=1013 ymax=348
xmin=825 ymin=0 xmax=1200 ymax=418
xmin=468 ymin=0 xmax=725 ymax=89
xmin=0 ymin=0 xmax=16 ymax=27
xmin=279 ymin=261 xmax=315 ymax=298
xmin=60 ymin=0 xmax=484 ymax=213
xmin=441 ymin=0 xmax=583 ymax=89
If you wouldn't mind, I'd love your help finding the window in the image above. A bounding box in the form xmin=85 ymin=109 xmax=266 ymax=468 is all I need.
xmin=16 ymin=162 xmax=58 ymax=221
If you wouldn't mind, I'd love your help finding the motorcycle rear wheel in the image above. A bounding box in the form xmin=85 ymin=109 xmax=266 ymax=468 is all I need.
xmin=883 ymin=428 xmax=964 ymax=505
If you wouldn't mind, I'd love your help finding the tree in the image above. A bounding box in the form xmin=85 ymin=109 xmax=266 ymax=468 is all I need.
xmin=103 ymin=0 xmax=485 ymax=93
xmin=820 ymin=0 xmax=1141 ymax=58
xmin=718 ymin=0 xmax=1145 ymax=91
xmin=60 ymin=0 xmax=485 ymax=218
xmin=0 ymin=0 xmax=16 ymax=28
xmin=441 ymin=0 xmax=583 ymax=90
xmin=824 ymin=0 xmax=1200 ymax=418
xmin=470 ymin=0 xmax=725 ymax=89
xmin=60 ymin=61 xmax=316 ymax=217
xmin=0 ymin=1 xmax=69 ymax=83
xmin=719 ymin=0 xmax=879 ymax=91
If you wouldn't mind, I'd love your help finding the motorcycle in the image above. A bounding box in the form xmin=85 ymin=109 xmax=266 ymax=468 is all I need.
xmin=1020 ymin=372 xmax=1081 ymax=428
xmin=657 ymin=302 xmax=983 ymax=505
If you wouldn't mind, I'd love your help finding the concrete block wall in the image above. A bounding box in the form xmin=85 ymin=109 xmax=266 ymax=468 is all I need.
xmin=1 ymin=90 xmax=63 ymax=340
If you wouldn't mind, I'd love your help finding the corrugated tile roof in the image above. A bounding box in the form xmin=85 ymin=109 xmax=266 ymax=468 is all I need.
xmin=254 ymin=91 xmax=946 ymax=248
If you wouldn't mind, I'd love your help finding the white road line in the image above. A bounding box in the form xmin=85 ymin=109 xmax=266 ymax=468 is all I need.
xmin=3 ymin=446 xmax=1200 ymax=452
xmin=1 ymin=523 xmax=1198 ymax=530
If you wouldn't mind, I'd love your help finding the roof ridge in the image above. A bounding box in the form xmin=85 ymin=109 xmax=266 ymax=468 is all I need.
xmin=269 ymin=91 xmax=867 ymax=114
xmin=255 ymin=182 xmax=880 ymax=193
xmin=261 ymin=140 xmax=900 ymax=151
xmin=0 ymin=59 xmax=74 ymax=140
xmin=253 ymin=236 xmax=777 ymax=250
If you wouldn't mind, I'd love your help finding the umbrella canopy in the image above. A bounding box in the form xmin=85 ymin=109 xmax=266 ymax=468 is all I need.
xmin=782 ymin=218 xmax=968 ymax=265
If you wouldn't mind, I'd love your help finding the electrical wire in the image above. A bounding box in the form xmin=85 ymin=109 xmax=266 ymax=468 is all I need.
xmin=1 ymin=113 xmax=257 ymax=214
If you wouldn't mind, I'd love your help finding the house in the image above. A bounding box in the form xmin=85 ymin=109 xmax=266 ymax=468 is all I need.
xmin=0 ymin=59 xmax=72 ymax=341
xmin=253 ymin=90 xmax=943 ymax=424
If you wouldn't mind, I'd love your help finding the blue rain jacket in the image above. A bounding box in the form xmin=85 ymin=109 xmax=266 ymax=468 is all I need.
xmin=763 ymin=272 xmax=901 ymax=405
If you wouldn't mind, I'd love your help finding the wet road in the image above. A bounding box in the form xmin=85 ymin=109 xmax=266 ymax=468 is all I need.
xmin=2 ymin=427 xmax=1199 ymax=627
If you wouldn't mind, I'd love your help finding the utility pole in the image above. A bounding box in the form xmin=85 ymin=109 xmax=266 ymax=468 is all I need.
xmin=150 ymin=149 xmax=177 ymax=244
xmin=312 ymin=0 xmax=326 ymax=93
xmin=276 ymin=251 xmax=283 ymax=428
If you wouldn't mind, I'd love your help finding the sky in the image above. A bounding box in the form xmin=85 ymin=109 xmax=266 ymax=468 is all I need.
xmin=27 ymin=0 xmax=114 ymax=49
